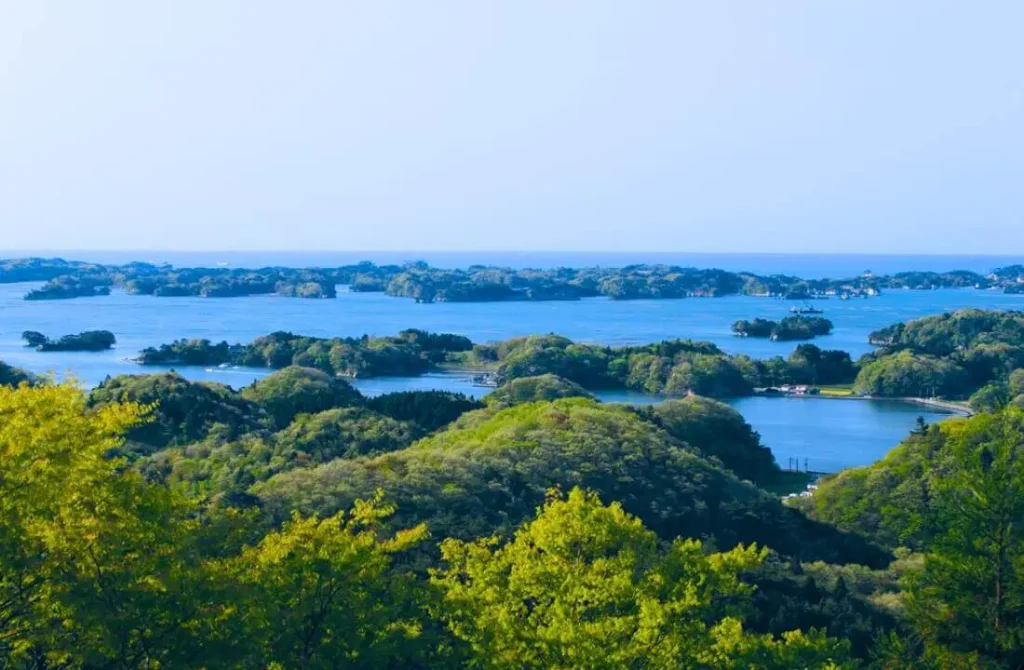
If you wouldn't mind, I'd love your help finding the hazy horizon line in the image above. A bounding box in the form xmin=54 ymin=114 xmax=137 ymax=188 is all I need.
xmin=3 ymin=249 xmax=1022 ymax=258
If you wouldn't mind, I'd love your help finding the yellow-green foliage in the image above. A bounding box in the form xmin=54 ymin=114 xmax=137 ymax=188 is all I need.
xmin=0 ymin=383 xmax=435 ymax=667
xmin=0 ymin=382 xmax=198 ymax=665
xmin=433 ymin=487 xmax=852 ymax=669
xmin=797 ymin=421 xmax=955 ymax=549
xmin=9 ymin=381 xmax=1005 ymax=667
xmin=485 ymin=374 xmax=594 ymax=408
xmin=211 ymin=492 xmax=433 ymax=668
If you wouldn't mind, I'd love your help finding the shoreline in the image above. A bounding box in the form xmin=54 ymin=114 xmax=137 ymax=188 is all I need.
xmin=902 ymin=396 xmax=973 ymax=416
xmin=113 ymin=358 xmax=977 ymax=418
xmin=752 ymin=390 xmax=973 ymax=415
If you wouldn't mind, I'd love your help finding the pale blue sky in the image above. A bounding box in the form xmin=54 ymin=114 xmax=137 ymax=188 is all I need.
xmin=1 ymin=1 xmax=1021 ymax=253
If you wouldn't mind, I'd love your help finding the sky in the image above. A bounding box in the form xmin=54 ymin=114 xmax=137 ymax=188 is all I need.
xmin=1 ymin=1 xmax=1022 ymax=254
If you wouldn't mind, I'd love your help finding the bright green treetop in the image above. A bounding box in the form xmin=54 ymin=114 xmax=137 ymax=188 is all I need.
xmin=215 ymin=492 xmax=434 ymax=668
xmin=433 ymin=487 xmax=852 ymax=670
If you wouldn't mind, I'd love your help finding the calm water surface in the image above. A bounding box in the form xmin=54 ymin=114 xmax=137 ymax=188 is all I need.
xmin=599 ymin=390 xmax=954 ymax=472
xmin=0 ymin=277 xmax=1004 ymax=473
xmin=2 ymin=283 xmax=1022 ymax=383
xmin=357 ymin=381 xmax=955 ymax=473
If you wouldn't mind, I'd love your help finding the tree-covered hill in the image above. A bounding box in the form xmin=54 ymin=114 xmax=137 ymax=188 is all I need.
xmin=483 ymin=373 xmax=594 ymax=407
xmin=647 ymin=395 xmax=780 ymax=486
xmin=793 ymin=406 xmax=1024 ymax=667
xmin=87 ymin=372 xmax=269 ymax=448
xmin=239 ymin=365 xmax=364 ymax=428
xmin=256 ymin=399 xmax=889 ymax=568
xmin=5 ymin=363 xmax=1024 ymax=664
xmin=3 ymin=380 xmax=869 ymax=667
xmin=856 ymin=309 xmax=1024 ymax=401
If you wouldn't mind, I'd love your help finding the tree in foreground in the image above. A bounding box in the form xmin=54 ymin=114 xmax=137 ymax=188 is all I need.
xmin=889 ymin=408 xmax=1024 ymax=668
xmin=433 ymin=487 xmax=852 ymax=670
xmin=0 ymin=383 xmax=439 ymax=668
xmin=214 ymin=492 xmax=437 ymax=668
xmin=0 ymin=382 xmax=204 ymax=666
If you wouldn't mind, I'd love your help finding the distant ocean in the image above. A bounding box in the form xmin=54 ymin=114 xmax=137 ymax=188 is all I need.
xmin=4 ymin=250 xmax=1023 ymax=280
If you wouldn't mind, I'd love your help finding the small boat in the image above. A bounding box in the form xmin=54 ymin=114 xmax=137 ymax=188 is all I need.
xmin=471 ymin=373 xmax=499 ymax=388
xmin=790 ymin=303 xmax=824 ymax=314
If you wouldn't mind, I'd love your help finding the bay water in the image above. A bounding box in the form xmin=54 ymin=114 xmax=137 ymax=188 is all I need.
xmin=2 ymin=251 xmax=1021 ymax=473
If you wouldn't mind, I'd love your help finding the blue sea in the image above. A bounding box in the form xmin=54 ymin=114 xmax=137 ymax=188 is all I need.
xmin=2 ymin=251 xmax=1021 ymax=472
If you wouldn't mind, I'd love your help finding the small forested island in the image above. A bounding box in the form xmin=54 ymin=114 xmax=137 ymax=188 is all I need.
xmin=22 ymin=330 xmax=117 ymax=352
xmin=732 ymin=315 xmax=834 ymax=341
xmin=136 ymin=329 xmax=474 ymax=377
xmin=5 ymin=255 xmax=1024 ymax=301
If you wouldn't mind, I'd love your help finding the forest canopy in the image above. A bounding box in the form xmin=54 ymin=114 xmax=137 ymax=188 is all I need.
xmin=796 ymin=407 xmax=1024 ymax=667
xmin=3 ymin=381 xmax=880 ymax=667
xmin=856 ymin=309 xmax=1024 ymax=400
